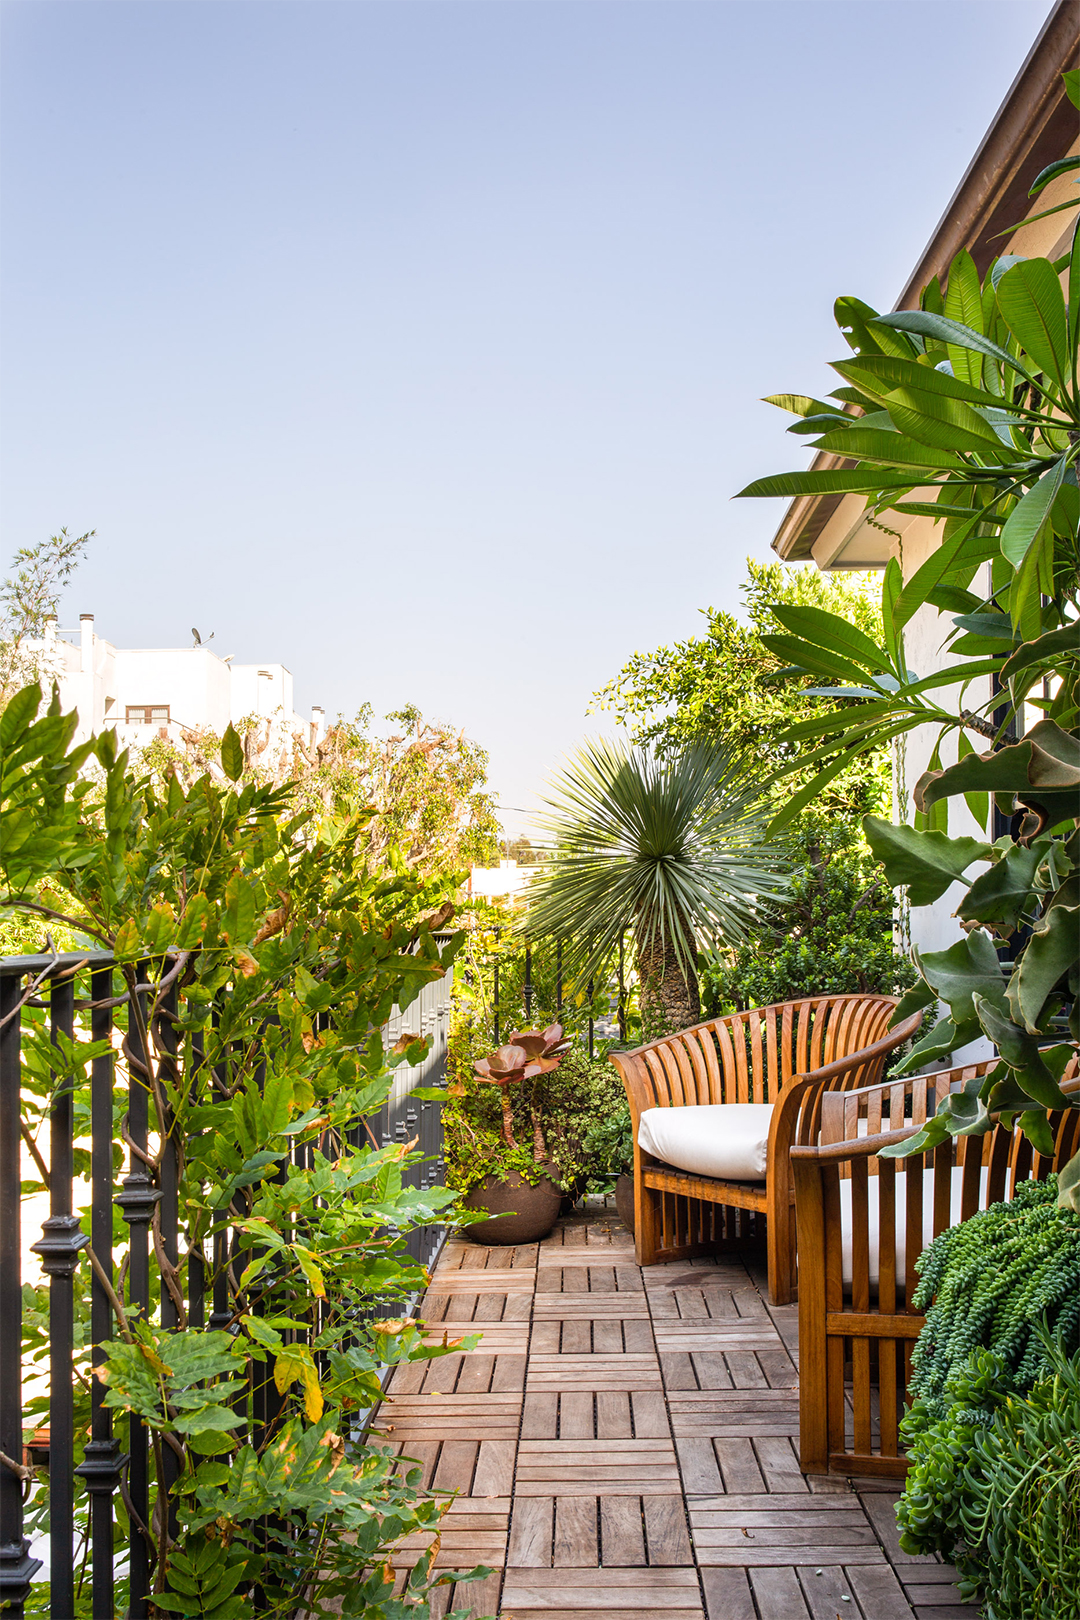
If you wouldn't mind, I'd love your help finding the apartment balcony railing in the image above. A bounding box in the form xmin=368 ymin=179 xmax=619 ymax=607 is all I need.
xmin=0 ymin=946 xmax=452 ymax=1620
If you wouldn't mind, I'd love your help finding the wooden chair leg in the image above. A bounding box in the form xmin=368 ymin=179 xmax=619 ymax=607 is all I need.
xmin=634 ymin=1170 xmax=660 ymax=1266
xmin=766 ymin=1191 xmax=795 ymax=1306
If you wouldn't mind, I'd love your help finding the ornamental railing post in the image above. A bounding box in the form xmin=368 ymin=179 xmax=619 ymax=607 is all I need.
xmin=0 ymin=972 xmax=42 ymax=1618
xmin=113 ymin=967 xmax=160 ymax=1618
xmin=30 ymin=973 xmax=87 ymax=1620
xmin=74 ymin=962 xmax=125 ymax=1620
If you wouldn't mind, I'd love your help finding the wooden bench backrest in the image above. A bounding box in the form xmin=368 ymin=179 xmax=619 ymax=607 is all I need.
xmin=791 ymin=1058 xmax=1080 ymax=1475
xmin=612 ymin=994 xmax=901 ymax=1130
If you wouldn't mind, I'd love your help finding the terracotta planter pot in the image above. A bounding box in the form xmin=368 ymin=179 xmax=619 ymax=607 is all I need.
xmin=463 ymin=1172 xmax=562 ymax=1245
xmin=614 ymin=1171 xmax=635 ymax=1236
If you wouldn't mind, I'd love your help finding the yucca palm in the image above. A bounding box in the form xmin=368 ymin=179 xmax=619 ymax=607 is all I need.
xmin=522 ymin=739 xmax=787 ymax=1040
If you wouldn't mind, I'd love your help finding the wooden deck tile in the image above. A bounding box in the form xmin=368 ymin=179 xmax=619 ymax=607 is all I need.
xmin=422 ymin=1320 xmax=530 ymax=1353
xmin=666 ymin=1389 xmax=800 ymax=1438
xmin=500 ymin=1565 xmax=703 ymax=1615
xmin=516 ymin=1439 xmax=681 ymax=1496
xmin=526 ymin=1353 xmax=662 ymax=1391
xmin=599 ymin=1495 xmax=646 ymax=1565
xmin=532 ymin=1293 xmax=650 ymax=1318
xmin=426 ymin=1270 xmax=536 ymax=1293
xmin=375 ymin=1393 xmax=522 ymax=1441
xmin=652 ymin=1322 xmax=782 ymax=1353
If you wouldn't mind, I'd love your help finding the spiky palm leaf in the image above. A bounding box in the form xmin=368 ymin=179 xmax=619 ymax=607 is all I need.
xmin=522 ymin=738 xmax=787 ymax=987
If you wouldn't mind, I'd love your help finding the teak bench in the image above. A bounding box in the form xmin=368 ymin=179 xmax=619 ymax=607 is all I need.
xmin=790 ymin=1060 xmax=1080 ymax=1478
xmin=609 ymin=994 xmax=923 ymax=1305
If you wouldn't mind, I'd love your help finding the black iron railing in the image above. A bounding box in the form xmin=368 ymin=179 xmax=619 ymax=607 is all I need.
xmin=0 ymin=947 xmax=452 ymax=1620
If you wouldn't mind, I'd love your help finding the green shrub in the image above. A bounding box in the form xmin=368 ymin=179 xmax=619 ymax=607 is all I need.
xmin=899 ymin=1342 xmax=1080 ymax=1619
xmin=897 ymin=1176 xmax=1080 ymax=1605
xmin=581 ymin=1100 xmax=633 ymax=1188
xmin=701 ymin=816 xmax=914 ymax=1014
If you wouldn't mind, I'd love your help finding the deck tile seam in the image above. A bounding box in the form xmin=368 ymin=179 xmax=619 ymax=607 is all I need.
xmin=643 ymin=1239 xmax=713 ymax=1618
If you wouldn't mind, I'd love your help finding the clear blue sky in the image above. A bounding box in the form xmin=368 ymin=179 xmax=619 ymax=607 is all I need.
xmin=1 ymin=0 xmax=1054 ymax=836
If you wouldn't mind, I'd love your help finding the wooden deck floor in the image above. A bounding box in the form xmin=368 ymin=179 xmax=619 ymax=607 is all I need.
xmin=374 ymin=1208 xmax=971 ymax=1620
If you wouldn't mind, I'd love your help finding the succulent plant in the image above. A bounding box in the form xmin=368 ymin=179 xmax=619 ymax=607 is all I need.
xmin=474 ymin=1024 xmax=569 ymax=1149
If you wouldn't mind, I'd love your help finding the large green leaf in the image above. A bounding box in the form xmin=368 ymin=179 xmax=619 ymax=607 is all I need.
xmin=734 ymin=468 xmax=918 ymax=500
xmin=807 ymin=427 xmax=965 ymax=470
xmin=943 ymin=248 xmax=984 ymax=387
xmin=759 ymin=634 xmax=878 ymax=686
xmin=768 ymin=604 xmax=888 ymax=670
xmin=995 ymin=258 xmax=1070 ymax=392
xmin=999 ymin=457 xmax=1067 ymax=569
xmin=972 ymin=996 xmax=1074 ymax=1110
xmin=915 ymin=931 xmax=1007 ymax=1025
xmin=1008 ymin=899 xmax=1079 ymax=1032
xmin=872 ymin=310 xmax=1037 ymax=385
xmin=955 ymin=840 xmax=1047 ymax=933
xmin=863 ymin=816 xmax=992 ymax=906
xmin=882 ymin=387 xmax=1012 ymax=457
xmin=763 ymin=393 xmax=841 ymax=418
xmin=832 ymin=354 xmax=1011 ymax=413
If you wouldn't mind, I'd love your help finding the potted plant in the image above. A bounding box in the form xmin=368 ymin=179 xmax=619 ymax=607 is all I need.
xmin=457 ymin=1024 xmax=569 ymax=1243
xmin=582 ymin=1100 xmax=635 ymax=1232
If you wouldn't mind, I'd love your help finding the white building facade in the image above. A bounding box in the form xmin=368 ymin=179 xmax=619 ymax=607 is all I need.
xmin=30 ymin=615 xmax=326 ymax=753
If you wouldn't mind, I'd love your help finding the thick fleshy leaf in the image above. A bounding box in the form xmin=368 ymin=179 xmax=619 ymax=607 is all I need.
xmin=972 ymin=996 xmax=1074 ymax=1109
xmin=999 ymin=619 xmax=1080 ymax=681
xmin=915 ymin=722 xmax=1080 ymax=826
xmin=891 ymin=1012 xmax=982 ymax=1077
xmin=863 ymin=816 xmax=992 ymax=906
xmin=1007 ymin=901 xmax=1079 ymax=1032
xmin=955 ymin=840 xmax=1047 ymax=933
xmin=915 ymin=931 xmax=1007 ymax=1025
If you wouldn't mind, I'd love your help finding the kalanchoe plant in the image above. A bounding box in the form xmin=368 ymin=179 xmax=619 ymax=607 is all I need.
xmin=738 ymin=147 xmax=1080 ymax=1200
xmin=474 ymin=1023 xmax=569 ymax=1153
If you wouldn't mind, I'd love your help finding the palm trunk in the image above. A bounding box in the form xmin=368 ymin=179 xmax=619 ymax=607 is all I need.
xmin=635 ymin=915 xmax=700 ymax=1041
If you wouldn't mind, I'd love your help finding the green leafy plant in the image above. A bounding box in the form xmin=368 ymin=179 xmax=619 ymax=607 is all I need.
xmin=3 ymin=682 xmax=490 ymax=1618
xmin=897 ymin=1177 xmax=1080 ymax=1599
xmin=737 ymin=224 xmax=1080 ymax=1168
xmin=580 ymin=1099 xmax=633 ymax=1188
xmin=905 ymin=1175 xmax=1080 ymax=1426
xmin=701 ymin=814 xmax=916 ymax=1012
xmin=592 ymin=559 xmax=889 ymax=824
xmin=899 ymin=1339 xmax=1080 ymax=1619
xmin=522 ymin=738 xmax=787 ymax=1039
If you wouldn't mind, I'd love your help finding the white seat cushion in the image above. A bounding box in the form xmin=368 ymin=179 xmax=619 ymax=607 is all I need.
xmin=637 ymin=1103 xmax=773 ymax=1182
xmin=838 ymin=1164 xmax=990 ymax=1286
